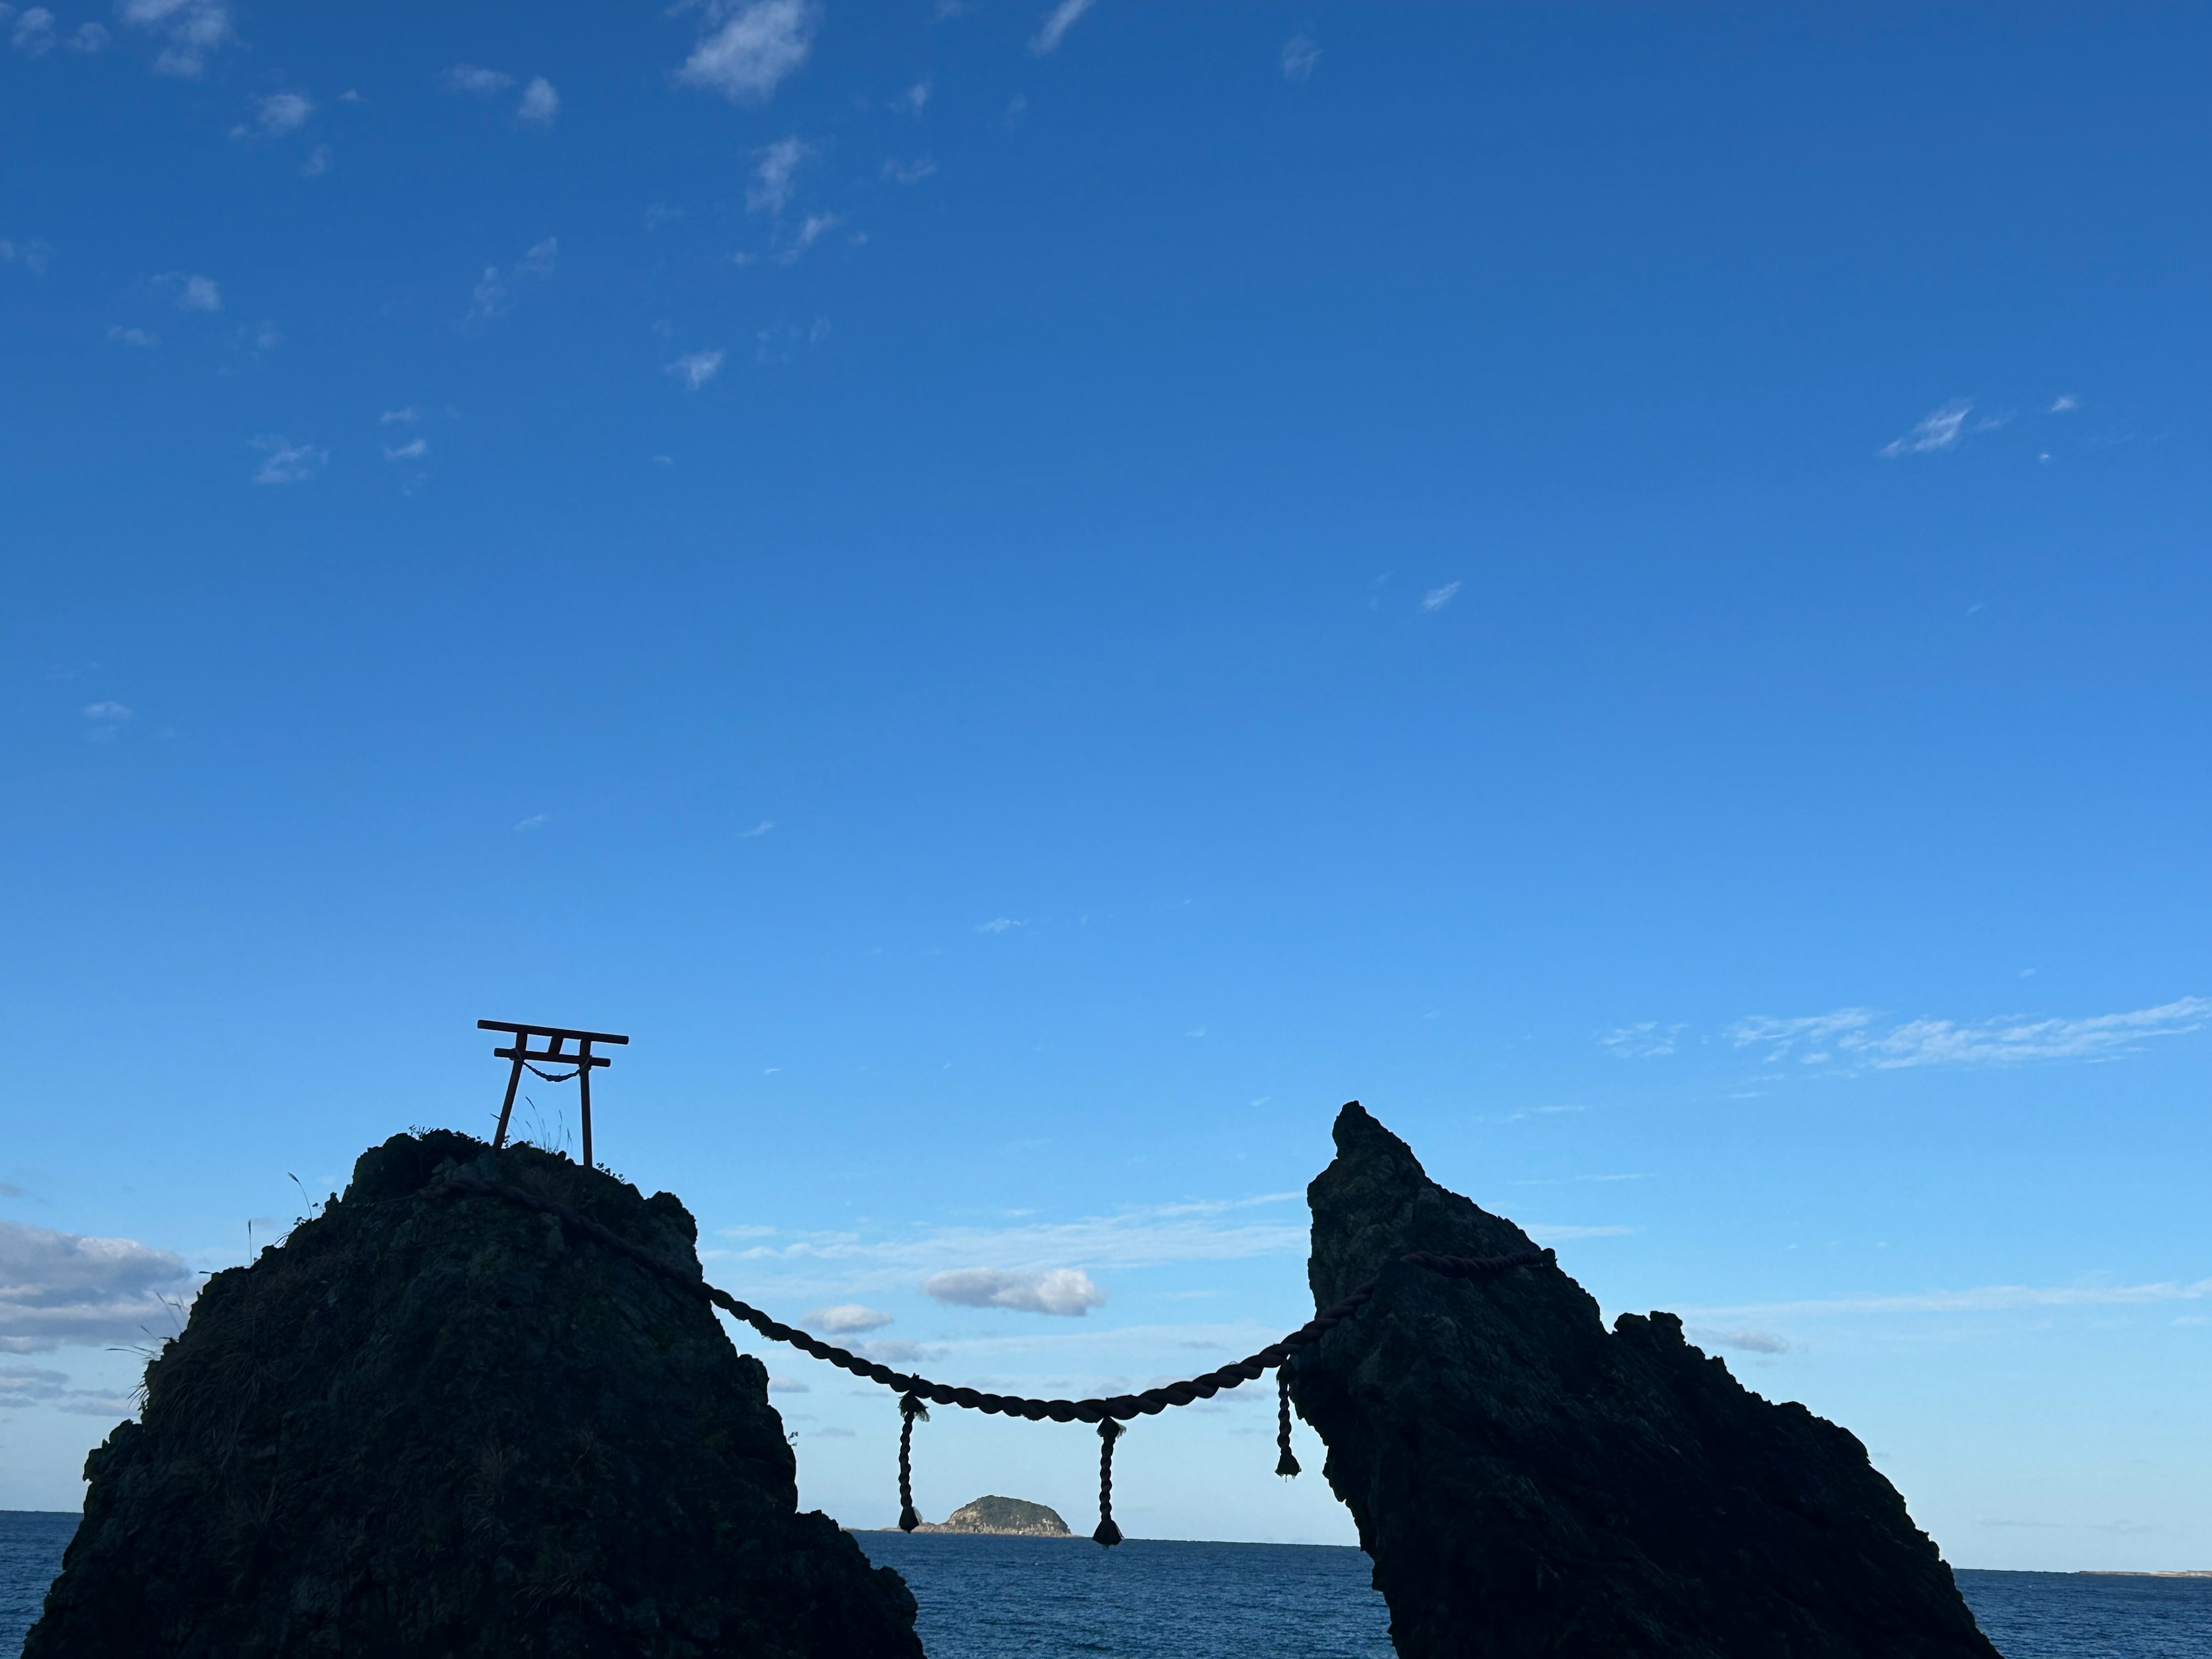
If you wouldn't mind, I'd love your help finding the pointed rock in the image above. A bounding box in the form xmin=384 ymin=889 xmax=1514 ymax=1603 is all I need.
xmin=1289 ymin=1103 xmax=1999 ymax=1659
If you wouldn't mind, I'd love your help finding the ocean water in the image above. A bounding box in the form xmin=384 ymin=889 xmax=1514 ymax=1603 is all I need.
xmin=5 ymin=1508 xmax=2209 ymax=1657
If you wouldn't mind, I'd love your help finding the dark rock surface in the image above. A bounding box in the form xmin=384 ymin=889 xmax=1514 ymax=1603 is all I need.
xmin=1289 ymin=1103 xmax=2000 ymax=1659
xmin=26 ymin=1131 xmax=922 ymax=1659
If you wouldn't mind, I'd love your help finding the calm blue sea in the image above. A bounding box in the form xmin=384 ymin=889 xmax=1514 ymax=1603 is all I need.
xmin=3 ymin=1509 xmax=2207 ymax=1657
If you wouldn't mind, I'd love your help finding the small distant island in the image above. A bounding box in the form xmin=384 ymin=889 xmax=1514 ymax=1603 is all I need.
xmin=906 ymin=1495 xmax=1073 ymax=1537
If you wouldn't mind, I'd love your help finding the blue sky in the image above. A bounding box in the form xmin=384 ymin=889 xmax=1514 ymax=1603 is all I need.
xmin=3 ymin=0 xmax=2210 ymax=1569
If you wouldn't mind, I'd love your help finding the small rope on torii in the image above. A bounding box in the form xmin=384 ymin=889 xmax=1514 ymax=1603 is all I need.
xmin=436 ymin=1172 xmax=1551 ymax=1546
xmin=525 ymin=1064 xmax=581 ymax=1084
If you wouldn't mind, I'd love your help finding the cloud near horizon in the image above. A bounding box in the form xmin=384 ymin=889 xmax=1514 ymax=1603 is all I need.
xmin=0 ymin=1218 xmax=196 ymax=1353
xmin=1729 ymin=996 xmax=2212 ymax=1070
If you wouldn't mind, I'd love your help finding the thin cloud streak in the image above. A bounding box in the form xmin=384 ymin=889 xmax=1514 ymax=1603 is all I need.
xmin=1730 ymin=997 xmax=2212 ymax=1070
xmin=1683 ymin=1277 xmax=2212 ymax=1321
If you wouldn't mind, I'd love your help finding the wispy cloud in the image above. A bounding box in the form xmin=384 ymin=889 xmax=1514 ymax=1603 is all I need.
xmin=1 ymin=237 xmax=52 ymax=273
xmin=382 ymin=438 xmax=427 ymax=461
xmin=736 ymin=819 xmax=775 ymax=838
xmin=882 ymin=156 xmax=937 ymax=184
xmin=467 ymin=237 xmax=556 ymax=323
xmin=1683 ymin=1276 xmax=2212 ymax=1321
xmin=513 ymin=813 xmax=548 ymax=832
xmin=895 ymin=79 xmax=930 ymax=115
xmin=1280 ymin=33 xmax=1318 ymax=83
xmin=442 ymin=64 xmax=512 ymax=94
xmin=0 ymin=1218 xmax=194 ymax=1353
xmin=238 ymin=90 xmax=311 ymax=137
xmin=1029 ymin=0 xmax=1095 ymax=54
xmin=1729 ymin=998 xmax=2212 ymax=1070
xmin=107 ymin=324 xmax=158 ymax=349
xmin=1687 ymin=1326 xmax=1792 ymax=1354
xmin=1600 ymin=1021 xmax=1683 ymax=1059
xmin=119 ymin=0 xmax=233 ymax=77
xmin=975 ymin=917 xmax=1023 ymax=934
xmin=809 ymin=1303 xmax=892 ymax=1333
xmin=517 ymin=76 xmax=558 ymax=124
xmin=2050 ymin=394 xmax=2080 ymax=413
xmin=249 ymin=434 xmax=326 ymax=485
xmin=165 ymin=272 xmax=221 ymax=312
xmin=778 ymin=211 xmax=839 ymax=263
xmin=667 ymin=349 xmax=725 ymax=390
xmin=0 ymin=1364 xmax=137 ymax=1416
xmin=1421 ymin=580 xmax=1460 ymax=612
xmin=1881 ymin=398 xmax=1972 ymax=457
xmin=11 ymin=7 xmax=56 ymax=55
xmin=676 ymin=0 xmax=816 ymax=104
xmin=925 ymin=1267 xmax=1107 ymax=1317
xmin=748 ymin=135 xmax=809 ymax=213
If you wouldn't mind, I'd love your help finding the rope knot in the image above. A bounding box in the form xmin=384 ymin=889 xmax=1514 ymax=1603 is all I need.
xmin=1274 ymin=1367 xmax=1301 ymax=1478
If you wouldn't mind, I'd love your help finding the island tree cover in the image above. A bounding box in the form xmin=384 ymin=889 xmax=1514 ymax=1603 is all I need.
xmin=1290 ymin=1103 xmax=2001 ymax=1659
xmin=25 ymin=1132 xmax=921 ymax=1659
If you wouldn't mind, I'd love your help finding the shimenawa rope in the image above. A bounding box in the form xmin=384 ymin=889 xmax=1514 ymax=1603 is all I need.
xmin=436 ymin=1172 xmax=1550 ymax=1546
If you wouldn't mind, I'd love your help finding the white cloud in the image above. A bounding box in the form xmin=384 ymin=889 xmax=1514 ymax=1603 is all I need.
xmin=468 ymin=238 xmax=556 ymax=321
xmin=107 ymin=324 xmax=158 ymax=348
xmin=442 ymin=63 xmax=512 ymax=94
xmin=1685 ymin=1276 xmax=2212 ymax=1321
xmin=119 ymin=0 xmax=233 ymax=77
xmin=517 ymin=76 xmax=558 ymax=124
xmin=12 ymin=7 xmax=55 ymax=54
xmin=1687 ymin=1326 xmax=1791 ymax=1354
xmin=0 ymin=1364 xmax=137 ymax=1416
xmin=748 ymin=135 xmax=808 ymax=213
xmin=299 ymin=145 xmax=331 ymax=177
xmin=1730 ymin=998 xmax=2212 ymax=1071
xmin=810 ymin=1303 xmax=892 ymax=1333
xmin=2051 ymin=394 xmax=2080 ymax=413
xmin=172 ymin=273 xmax=221 ymax=312
xmin=513 ymin=813 xmax=548 ymax=832
xmin=382 ymin=438 xmax=427 ymax=461
xmin=1 ymin=237 xmax=52 ymax=273
xmin=667 ymin=349 xmax=725 ymax=390
xmin=779 ymin=211 xmax=839 ymax=262
xmin=895 ymin=78 xmax=929 ymax=115
xmin=736 ymin=819 xmax=774 ymax=838
xmin=69 ymin=18 xmax=104 ymax=49
xmin=1280 ymin=33 xmax=1318 ymax=82
xmin=82 ymin=701 xmax=132 ymax=724
xmin=249 ymin=434 xmax=326 ymax=485
xmin=0 ymin=1218 xmax=194 ymax=1353
xmin=676 ymin=0 xmax=816 ymax=104
xmin=766 ymin=1374 xmax=809 ymax=1392
xmin=925 ymin=1266 xmax=1107 ymax=1317
xmin=380 ymin=407 xmax=419 ymax=425
xmin=882 ymin=155 xmax=936 ymax=184
xmin=975 ymin=916 xmax=1022 ymax=934
xmin=1421 ymin=581 xmax=1461 ymax=612
xmin=252 ymin=90 xmax=312 ymax=135
xmin=1600 ymin=1021 xmax=1683 ymax=1059
xmin=1029 ymin=0 xmax=1094 ymax=55
xmin=1882 ymin=398 xmax=1972 ymax=457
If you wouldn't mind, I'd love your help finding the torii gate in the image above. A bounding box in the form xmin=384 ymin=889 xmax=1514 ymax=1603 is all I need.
xmin=479 ymin=1019 xmax=630 ymax=1171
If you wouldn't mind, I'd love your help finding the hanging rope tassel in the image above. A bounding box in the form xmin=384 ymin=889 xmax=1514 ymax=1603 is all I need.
xmin=1093 ymin=1418 xmax=1126 ymax=1547
xmin=897 ymin=1392 xmax=927 ymax=1533
xmin=1275 ymin=1368 xmax=1301 ymax=1478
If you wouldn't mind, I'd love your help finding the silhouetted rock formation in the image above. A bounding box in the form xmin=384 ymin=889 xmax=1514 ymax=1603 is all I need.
xmin=912 ymin=1495 xmax=1072 ymax=1536
xmin=1288 ymin=1103 xmax=1999 ymax=1659
xmin=27 ymin=1132 xmax=922 ymax=1659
